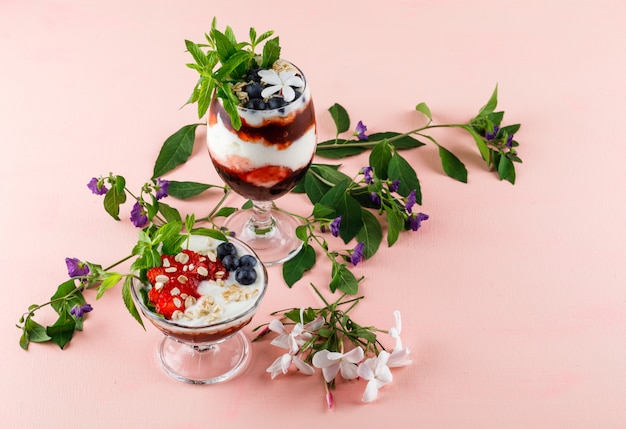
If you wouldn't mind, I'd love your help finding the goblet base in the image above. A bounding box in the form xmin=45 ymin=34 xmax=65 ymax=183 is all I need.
xmin=157 ymin=331 xmax=250 ymax=385
xmin=224 ymin=208 xmax=303 ymax=266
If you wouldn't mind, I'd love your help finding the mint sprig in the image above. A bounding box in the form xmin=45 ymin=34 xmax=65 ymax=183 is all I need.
xmin=184 ymin=18 xmax=280 ymax=130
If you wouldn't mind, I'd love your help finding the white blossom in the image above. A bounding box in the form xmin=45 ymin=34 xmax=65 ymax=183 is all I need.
xmin=312 ymin=347 xmax=364 ymax=383
xmin=357 ymin=351 xmax=393 ymax=402
xmin=258 ymin=69 xmax=304 ymax=102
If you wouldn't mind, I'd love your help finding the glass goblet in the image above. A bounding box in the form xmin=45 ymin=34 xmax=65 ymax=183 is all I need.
xmin=130 ymin=236 xmax=268 ymax=385
xmin=207 ymin=60 xmax=316 ymax=266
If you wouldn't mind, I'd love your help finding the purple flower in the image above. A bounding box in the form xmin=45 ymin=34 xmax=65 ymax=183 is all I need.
xmin=485 ymin=125 xmax=500 ymax=141
xmin=87 ymin=177 xmax=108 ymax=195
xmin=362 ymin=166 xmax=374 ymax=185
xmin=154 ymin=178 xmax=170 ymax=200
xmin=65 ymin=257 xmax=90 ymax=278
xmin=353 ymin=121 xmax=368 ymax=141
xmin=70 ymin=303 xmax=93 ymax=318
xmin=388 ymin=179 xmax=400 ymax=193
xmin=405 ymin=189 xmax=417 ymax=214
xmin=130 ymin=202 xmax=148 ymax=228
xmin=351 ymin=242 xmax=365 ymax=266
xmin=330 ymin=216 xmax=342 ymax=237
xmin=369 ymin=192 xmax=381 ymax=206
xmin=505 ymin=134 xmax=514 ymax=149
xmin=408 ymin=212 xmax=429 ymax=231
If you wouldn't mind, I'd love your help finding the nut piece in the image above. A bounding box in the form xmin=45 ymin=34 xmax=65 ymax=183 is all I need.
xmin=175 ymin=252 xmax=190 ymax=264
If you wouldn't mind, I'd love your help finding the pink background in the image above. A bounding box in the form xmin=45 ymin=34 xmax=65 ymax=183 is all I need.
xmin=2 ymin=0 xmax=625 ymax=427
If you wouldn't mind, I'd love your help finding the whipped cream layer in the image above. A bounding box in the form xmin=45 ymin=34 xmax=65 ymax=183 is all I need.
xmin=206 ymin=66 xmax=316 ymax=193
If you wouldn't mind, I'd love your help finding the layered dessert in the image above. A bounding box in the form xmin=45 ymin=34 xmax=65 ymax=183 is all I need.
xmin=135 ymin=235 xmax=267 ymax=341
xmin=207 ymin=60 xmax=316 ymax=201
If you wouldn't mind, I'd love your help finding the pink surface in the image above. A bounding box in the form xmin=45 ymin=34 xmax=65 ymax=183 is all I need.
xmin=2 ymin=0 xmax=626 ymax=428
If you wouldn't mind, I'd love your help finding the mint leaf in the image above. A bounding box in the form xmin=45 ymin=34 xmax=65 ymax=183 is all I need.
xmin=261 ymin=37 xmax=281 ymax=68
xmin=96 ymin=273 xmax=123 ymax=299
xmin=152 ymin=124 xmax=201 ymax=178
xmin=282 ymin=244 xmax=316 ymax=287
xmin=122 ymin=276 xmax=145 ymax=329
xmin=478 ymin=84 xmax=498 ymax=116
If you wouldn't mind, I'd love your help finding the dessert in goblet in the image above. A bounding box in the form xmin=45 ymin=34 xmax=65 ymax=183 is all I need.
xmin=207 ymin=59 xmax=316 ymax=266
xmin=131 ymin=234 xmax=267 ymax=385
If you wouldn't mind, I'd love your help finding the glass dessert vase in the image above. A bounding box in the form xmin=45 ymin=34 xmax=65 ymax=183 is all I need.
xmin=206 ymin=60 xmax=316 ymax=266
xmin=130 ymin=236 xmax=268 ymax=385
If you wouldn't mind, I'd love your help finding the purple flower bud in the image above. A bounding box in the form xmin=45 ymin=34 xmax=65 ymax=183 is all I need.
xmin=405 ymin=189 xmax=417 ymax=214
xmin=70 ymin=303 xmax=93 ymax=318
xmin=353 ymin=121 xmax=368 ymax=141
xmin=87 ymin=177 xmax=108 ymax=195
xmin=389 ymin=179 xmax=400 ymax=193
xmin=154 ymin=178 xmax=170 ymax=200
xmin=485 ymin=125 xmax=500 ymax=141
xmin=369 ymin=192 xmax=381 ymax=206
xmin=65 ymin=257 xmax=90 ymax=278
xmin=408 ymin=212 xmax=429 ymax=231
xmin=351 ymin=242 xmax=365 ymax=266
xmin=361 ymin=166 xmax=374 ymax=185
xmin=330 ymin=216 xmax=342 ymax=237
xmin=130 ymin=202 xmax=148 ymax=228
xmin=506 ymin=134 xmax=514 ymax=149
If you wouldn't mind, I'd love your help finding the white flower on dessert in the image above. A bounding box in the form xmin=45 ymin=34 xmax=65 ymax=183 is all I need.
xmin=258 ymin=69 xmax=304 ymax=102
xmin=268 ymin=310 xmax=324 ymax=354
xmin=312 ymin=347 xmax=364 ymax=383
xmin=357 ymin=350 xmax=393 ymax=403
xmin=266 ymin=352 xmax=315 ymax=379
xmin=387 ymin=310 xmax=412 ymax=368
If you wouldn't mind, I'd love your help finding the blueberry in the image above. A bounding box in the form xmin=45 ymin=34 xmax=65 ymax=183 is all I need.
xmin=239 ymin=254 xmax=257 ymax=268
xmin=217 ymin=242 xmax=237 ymax=260
xmin=244 ymin=98 xmax=267 ymax=110
xmin=267 ymin=97 xmax=286 ymax=110
xmin=246 ymin=68 xmax=262 ymax=82
xmin=244 ymin=82 xmax=264 ymax=99
xmin=221 ymin=254 xmax=240 ymax=271
xmin=235 ymin=265 xmax=257 ymax=285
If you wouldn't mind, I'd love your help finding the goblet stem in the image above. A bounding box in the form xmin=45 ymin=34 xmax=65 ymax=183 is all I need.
xmin=249 ymin=200 xmax=276 ymax=236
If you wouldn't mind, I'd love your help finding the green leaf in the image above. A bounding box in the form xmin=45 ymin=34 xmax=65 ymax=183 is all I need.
xmin=211 ymin=28 xmax=237 ymax=64
xmin=25 ymin=318 xmax=51 ymax=343
xmin=295 ymin=225 xmax=309 ymax=242
xmin=46 ymin=310 xmax=76 ymax=349
xmin=19 ymin=331 xmax=29 ymax=350
xmin=282 ymin=244 xmax=316 ymax=287
xmin=184 ymin=39 xmax=207 ymax=67
xmin=464 ymin=125 xmax=491 ymax=162
xmin=158 ymin=202 xmax=182 ymax=223
xmin=312 ymin=203 xmax=335 ymax=220
xmin=152 ymin=124 xmax=201 ymax=178
xmin=96 ymin=273 xmax=123 ymax=299
xmin=315 ymin=139 xmax=367 ymax=158
xmin=478 ymin=84 xmax=498 ymax=117
xmin=355 ymin=209 xmax=382 ymax=259
xmin=213 ymin=50 xmax=251 ymax=81
xmin=319 ymin=183 xmax=362 ymax=243
xmin=385 ymin=206 xmax=404 ymax=247
xmin=261 ymin=37 xmax=281 ymax=68
xmin=329 ymin=263 xmax=359 ymax=294
xmin=304 ymin=170 xmax=330 ymax=204
xmin=437 ymin=144 xmax=468 ymax=183
xmin=50 ymin=279 xmax=85 ymax=315
xmin=497 ymin=154 xmax=516 ymax=184
xmin=369 ymin=140 xmax=393 ymax=180
xmin=328 ymin=103 xmax=350 ymax=134
xmin=415 ymin=102 xmax=432 ymax=121
xmin=103 ymin=186 xmax=127 ymax=221
xmin=197 ymin=77 xmax=214 ymax=119
xmin=189 ymin=227 xmax=229 ymax=242
xmin=122 ymin=276 xmax=145 ymax=329
xmin=388 ymin=152 xmax=422 ymax=203
xmin=167 ymin=181 xmax=216 ymax=199
xmin=213 ymin=207 xmax=237 ymax=218
xmin=310 ymin=164 xmax=352 ymax=186
xmin=368 ymin=132 xmax=425 ymax=150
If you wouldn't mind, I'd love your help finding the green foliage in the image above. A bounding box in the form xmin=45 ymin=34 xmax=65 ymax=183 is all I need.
xmin=184 ymin=18 xmax=280 ymax=129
